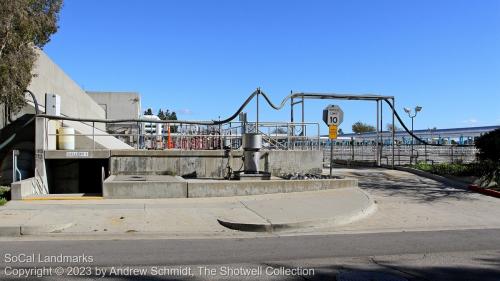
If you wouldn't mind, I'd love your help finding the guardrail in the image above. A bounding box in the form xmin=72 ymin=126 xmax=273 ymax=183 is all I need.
xmin=43 ymin=117 xmax=321 ymax=151
xmin=323 ymin=143 xmax=478 ymax=165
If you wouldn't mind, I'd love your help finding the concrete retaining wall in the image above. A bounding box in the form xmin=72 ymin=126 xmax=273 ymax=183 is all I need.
xmin=10 ymin=177 xmax=42 ymax=200
xmin=104 ymin=175 xmax=187 ymax=199
xmin=109 ymin=150 xmax=323 ymax=178
xmin=103 ymin=174 xmax=357 ymax=199
xmin=187 ymin=178 xmax=357 ymax=198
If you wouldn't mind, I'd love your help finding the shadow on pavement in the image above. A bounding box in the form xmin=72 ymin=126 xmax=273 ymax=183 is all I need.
xmin=264 ymin=253 xmax=500 ymax=281
xmin=352 ymin=171 xmax=476 ymax=203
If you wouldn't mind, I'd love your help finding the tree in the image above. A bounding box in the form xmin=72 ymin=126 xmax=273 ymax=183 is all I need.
xmin=352 ymin=122 xmax=376 ymax=134
xmin=144 ymin=108 xmax=153 ymax=115
xmin=156 ymin=109 xmax=178 ymax=132
xmin=475 ymin=129 xmax=500 ymax=187
xmin=157 ymin=109 xmax=165 ymax=120
xmin=386 ymin=123 xmax=400 ymax=132
xmin=169 ymin=111 xmax=177 ymax=121
xmin=0 ymin=0 xmax=63 ymax=113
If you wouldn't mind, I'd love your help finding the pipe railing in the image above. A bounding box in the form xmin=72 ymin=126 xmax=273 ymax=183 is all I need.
xmin=44 ymin=117 xmax=321 ymax=151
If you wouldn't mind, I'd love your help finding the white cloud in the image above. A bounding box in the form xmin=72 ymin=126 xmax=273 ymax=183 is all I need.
xmin=177 ymin=108 xmax=193 ymax=115
xmin=462 ymin=118 xmax=479 ymax=125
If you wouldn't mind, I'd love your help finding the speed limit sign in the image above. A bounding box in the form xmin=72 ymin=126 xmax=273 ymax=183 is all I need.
xmin=323 ymin=105 xmax=344 ymax=126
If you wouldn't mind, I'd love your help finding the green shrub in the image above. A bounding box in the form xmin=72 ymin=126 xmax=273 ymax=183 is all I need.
xmin=0 ymin=186 xmax=10 ymax=206
xmin=475 ymin=129 xmax=500 ymax=187
xmin=476 ymin=129 xmax=500 ymax=162
xmin=411 ymin=162 xmax=481 ymax=177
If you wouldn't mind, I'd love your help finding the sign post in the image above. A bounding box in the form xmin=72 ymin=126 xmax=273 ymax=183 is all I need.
xmin=323 ymin=105 xmax=344 ymax=177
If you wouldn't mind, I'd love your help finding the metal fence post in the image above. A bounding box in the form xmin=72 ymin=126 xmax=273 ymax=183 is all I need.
xmin=376 ymin=100 xmax=380 ymax=166
xmin=450 ymin=146 xmax=454 ymax=163
xmin=92 ymin=121 xmax=95 ymax=150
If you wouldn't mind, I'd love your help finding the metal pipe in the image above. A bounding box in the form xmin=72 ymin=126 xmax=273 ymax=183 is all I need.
xmin=301 ymin=96 xmax=305 ymax=136
xmin=12 ymin=150 xmax=21 ymax=182
xmin=376 ymin=100 xmax=380 ymax=166
xmin=28 ymin=88 xmax=455 ymax=148
xmin=92 ymin=121 xmax=95 ymax=150
xmin=329 ymin=140 xmax=333 ymax=177
xmin=290 ymin=92 xmax=294 ymax=136
xmin=380 ymin=100 xmax=383 ymax=165
xmin=256 ymin=88 xmax=260 ymax=131
xmin=392 ymin=98 xmax=395 ymax=168
xmin=411 ymin=116 xmax=414 ymax=164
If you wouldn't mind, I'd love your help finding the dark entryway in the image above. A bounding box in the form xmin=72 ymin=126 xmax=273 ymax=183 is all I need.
xmin=46 ymin=159 xmax=109 ymax=194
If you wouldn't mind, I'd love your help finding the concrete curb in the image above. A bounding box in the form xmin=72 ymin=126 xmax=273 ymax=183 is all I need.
xmin=216 ymin=190 xmax=377 ymax=232
xmin=469 ymin=185 xmax=500 ymax=198
xmin=0 ymin=223 xmax=73 ymax=237
xmin=394 ymin=166 xmax=469 ymax=189
xmin=0 ymin=226 xmax=21 ymax=237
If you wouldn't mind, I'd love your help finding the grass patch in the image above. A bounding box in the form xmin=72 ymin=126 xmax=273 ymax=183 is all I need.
xmin=410 ymin=162 xmax=482 ymax=177
xmin=410 ymin=162 xmax=500 ymax=188
xmin=0 ymin=186 xmax=10 ymax=206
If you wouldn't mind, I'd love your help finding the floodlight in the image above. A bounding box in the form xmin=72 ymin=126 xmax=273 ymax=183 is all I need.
xmin=404 ymin=107 xmax=411 ymax=113
xmin=415 ymin=106 xmax=422 ymax=112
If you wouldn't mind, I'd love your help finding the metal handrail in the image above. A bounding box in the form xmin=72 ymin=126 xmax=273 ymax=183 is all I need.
xmin=45 ymin=117 xmax=322 ymax=151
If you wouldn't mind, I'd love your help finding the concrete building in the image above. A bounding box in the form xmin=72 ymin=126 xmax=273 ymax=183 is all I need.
xmin=86 ymin=91 xmax=141 ymax=146
xmin=0 ymin=50 xmax=344 ymax=199
xmin=0 ymin=50 xmax=134 ymax=189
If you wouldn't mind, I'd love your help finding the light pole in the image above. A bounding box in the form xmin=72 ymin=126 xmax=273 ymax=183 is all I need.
xmin=404 ymin=106 xmax=422 ymax=164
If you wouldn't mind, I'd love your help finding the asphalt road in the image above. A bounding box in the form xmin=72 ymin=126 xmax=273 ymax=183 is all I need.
xmin=2 ymin=228 xmax=500 ymax=280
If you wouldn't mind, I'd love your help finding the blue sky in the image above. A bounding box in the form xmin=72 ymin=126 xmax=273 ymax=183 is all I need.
xmin=44 ymin=0 xmax=500 ymax=133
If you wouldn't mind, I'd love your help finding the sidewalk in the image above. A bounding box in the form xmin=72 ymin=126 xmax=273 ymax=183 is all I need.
xmin=0 ymin=187 xmax=375 ymax=238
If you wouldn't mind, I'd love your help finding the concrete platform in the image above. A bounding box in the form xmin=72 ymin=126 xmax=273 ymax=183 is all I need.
xmin=103 ymin=175 xmax=188 ymax=199
xmin=103 ymin=175 xmax=358 ymax=199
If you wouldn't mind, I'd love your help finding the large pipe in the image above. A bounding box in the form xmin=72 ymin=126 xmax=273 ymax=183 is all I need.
xmin=30 ymin=88 xmax=466 ymax=147
xmin=242 ymin=133 xmax=262 ymax=174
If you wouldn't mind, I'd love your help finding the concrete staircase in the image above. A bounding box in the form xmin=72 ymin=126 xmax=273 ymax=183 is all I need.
xmin=65 ymin=120 xmax=133 ymax=150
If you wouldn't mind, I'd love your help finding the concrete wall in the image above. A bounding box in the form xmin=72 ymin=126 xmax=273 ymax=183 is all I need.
xmin=103 ymin=176 xmax=357 ymax=199
xmin=28 ymin=50 xmax=106 ymax=120
xmin=187 ymin=178 xmax=357 ymax=198
xmin=263 ymin=150 xmax=323 ymax=176
xmin=1 ymin=50 xmax=106 ymax=129
xmin=104 ymin=175 xmax=187 ymax=199
xmin=86 ymin=91 xmax=141 ymax=120
xmin=10 ymin=177 xmax=47 ymax=200
xmin=109 ymin=150 xmax=323 ymax=178
xmin=85 ymin=91 xmax=141 ymax=148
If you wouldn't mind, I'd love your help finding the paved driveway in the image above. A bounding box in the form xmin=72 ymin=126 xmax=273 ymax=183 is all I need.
xmin=300 ymin=167 xmax=500 ymax=234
